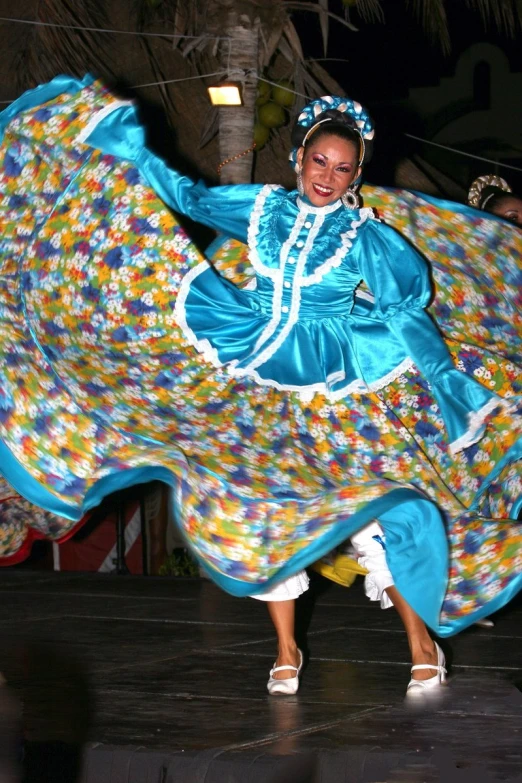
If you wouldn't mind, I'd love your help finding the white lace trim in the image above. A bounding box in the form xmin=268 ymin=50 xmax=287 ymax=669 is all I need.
xmin=176 ymin=263 xmax=415 ymax=399
xmin=76 ymin=99 xmax=134 ymax=144
xmin=228 ymin=364 xmax=368 ymax=400
xmin=174 ymin=199 xmax=414 ymax=401
xmin=173 ymin=260 xmax=223 ymax=368
xmin=244 ymin=210 xmax=310 ymax=364
xmin=448 ymin=397 xmax=504 ymax=455
xmin=367 ymin=356 xmax=415 ymax=392
xmin=301 ymin=208 xmax=375 ymax=287
xmin=228 ymin=356 xmax=415 ymax=400
xmin=246 ymin=184 xmax=282 ymax=280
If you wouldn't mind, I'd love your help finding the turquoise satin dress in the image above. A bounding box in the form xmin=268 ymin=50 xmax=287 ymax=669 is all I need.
xmin=87 ymin=107 xmax=503 ymax=454
xmin=0 ymin=75 xmax=520 ymax=635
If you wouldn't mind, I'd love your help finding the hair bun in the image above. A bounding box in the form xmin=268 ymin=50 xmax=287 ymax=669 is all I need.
xmin=467 ymin=174 xmax=511 ymax=207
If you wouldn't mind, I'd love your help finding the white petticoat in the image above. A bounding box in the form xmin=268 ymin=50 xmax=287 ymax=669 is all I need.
xmin=252 ymin=521 xmax=394 ymax=607
xmin=252 ymin=570 xmax=310 ymax=601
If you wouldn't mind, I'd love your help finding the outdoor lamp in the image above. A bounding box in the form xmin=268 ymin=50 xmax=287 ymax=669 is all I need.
xmin=207 ymin=82 xmax=242 ymax=106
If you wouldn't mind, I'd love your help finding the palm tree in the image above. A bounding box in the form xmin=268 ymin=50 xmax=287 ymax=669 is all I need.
xmin=4 ymin=0 xmax=521 ymax=184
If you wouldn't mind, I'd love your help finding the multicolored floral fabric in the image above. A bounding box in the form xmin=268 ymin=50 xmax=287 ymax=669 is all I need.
xmin=0 ymin=78 xmax=520 ymax=636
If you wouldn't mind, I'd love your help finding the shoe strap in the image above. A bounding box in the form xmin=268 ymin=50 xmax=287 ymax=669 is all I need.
xmin=411 ymin=664 xmax=446 ymax=673
xmin=270 ymin=664 xmax=298 ymax=675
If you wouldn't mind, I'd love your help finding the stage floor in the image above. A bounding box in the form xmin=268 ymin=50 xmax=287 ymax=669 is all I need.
xmin=0 ymin=569 xmax=521 ymax=782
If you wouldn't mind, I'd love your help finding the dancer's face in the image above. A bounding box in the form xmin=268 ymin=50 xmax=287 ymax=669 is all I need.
xmin=491 ymin=195 xmax=522 ymax=227
xmin=297 ymin=134 xmax=362 ymax=208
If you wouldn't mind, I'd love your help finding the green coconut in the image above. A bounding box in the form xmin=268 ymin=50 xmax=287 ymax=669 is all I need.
xmin=253 ymin=123 xmax=270 ymax=150
xmin=256 ymin=80 xmax=272 ymax=107
xmin=257 ymin=101 xmax=286 ymax=129
xmin=272 ymin=80 xmax=295 ymax=108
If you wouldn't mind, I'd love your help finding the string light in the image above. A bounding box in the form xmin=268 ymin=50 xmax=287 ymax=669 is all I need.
xmin=217 ymin=142 xmax=257 ymax=175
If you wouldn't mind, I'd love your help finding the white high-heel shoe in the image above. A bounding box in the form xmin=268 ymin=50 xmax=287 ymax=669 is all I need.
xmin=406 ymin=641 xmax=447 ymax=700
xmin=267 ymin=649 xmax=303 ymax=696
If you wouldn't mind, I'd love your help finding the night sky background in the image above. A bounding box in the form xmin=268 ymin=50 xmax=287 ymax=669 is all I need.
xmin=299 ymin=2 xmax=521 ymax=101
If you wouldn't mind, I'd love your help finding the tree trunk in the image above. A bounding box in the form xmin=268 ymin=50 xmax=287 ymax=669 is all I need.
xmin=217 ymin=10 xmax=259 ymax=184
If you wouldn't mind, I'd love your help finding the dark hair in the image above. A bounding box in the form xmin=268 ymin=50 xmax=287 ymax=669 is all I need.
xmin=291 ymin=108 xmax=374 ymax=165
xmin=479 ymin=185 xmax=513 ymax=213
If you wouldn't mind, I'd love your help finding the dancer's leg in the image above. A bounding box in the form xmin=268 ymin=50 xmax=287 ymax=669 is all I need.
xmin=266 ymin=599 xmax=300 ymax=679
xmin=351 ymin=522 xmax=439 ymax=682
xmin=253 ymin=572 xmax=308 ymax=680
xmin=385 ymin=585 xmax=438 ymax=681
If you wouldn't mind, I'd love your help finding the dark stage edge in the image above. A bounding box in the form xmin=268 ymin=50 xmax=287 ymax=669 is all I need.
xmin=0 ymin=570 xmax=521 ymax=782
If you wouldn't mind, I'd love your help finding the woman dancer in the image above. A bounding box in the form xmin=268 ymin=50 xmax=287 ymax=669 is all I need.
xmin=0 ymin=78 xmax=520 ymax=700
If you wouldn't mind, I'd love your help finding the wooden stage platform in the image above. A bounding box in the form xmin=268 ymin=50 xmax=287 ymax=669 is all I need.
xmin=0 ymin=570 xmax=521 ymax=782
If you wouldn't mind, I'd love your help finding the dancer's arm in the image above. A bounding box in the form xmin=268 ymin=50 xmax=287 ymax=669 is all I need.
xmin=141 ymin=150 xmax=263 ymax=243
xmin=356 ymin=220 xmax=500 ymax=451
xmin=84 ymin=102 xmax=262 ymax=243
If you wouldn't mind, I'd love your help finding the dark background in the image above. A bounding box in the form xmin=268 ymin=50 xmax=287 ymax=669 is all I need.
xmin=294 ymin=2 xmax=522 ymax=193
xmin=301 ymin=2 xmax=522 ymax=102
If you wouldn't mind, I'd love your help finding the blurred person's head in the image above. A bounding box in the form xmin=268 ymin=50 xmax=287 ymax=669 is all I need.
xmin=468 ymin=174 xmax=522 ymax=227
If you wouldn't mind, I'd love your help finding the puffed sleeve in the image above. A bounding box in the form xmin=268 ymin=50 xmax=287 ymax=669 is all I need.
xmin=355 ymin=221 xmax=502 ymax=453
xmin=355 ymin=221 xmax=446 ymax=378
xmin=356 ymin=220 xmax=431 ymax=317
xmin=83 ymin=101 xmax=261 ymax=243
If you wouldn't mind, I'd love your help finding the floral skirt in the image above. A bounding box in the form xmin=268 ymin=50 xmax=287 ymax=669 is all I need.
xmin=0 ymin=77 xmax=520 ymax=636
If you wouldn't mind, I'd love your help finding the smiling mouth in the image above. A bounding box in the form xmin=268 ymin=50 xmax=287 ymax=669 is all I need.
xmin=312 ymin=183 xmax=334 ymax=198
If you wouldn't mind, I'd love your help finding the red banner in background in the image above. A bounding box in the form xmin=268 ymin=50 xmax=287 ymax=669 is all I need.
xmin=53 ymin=500 xmax=144 ymax=574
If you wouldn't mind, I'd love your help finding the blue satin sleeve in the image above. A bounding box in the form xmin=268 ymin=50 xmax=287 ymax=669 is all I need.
xmin=84 ymin=102 xmax=261 ymax=243
xmin=356 ymin=221 xmax=500 ymax=449
xmin=136 ymin=148 xmax=263 ymax=243
xmin=356 ymin=221 xmax=431 ymax=317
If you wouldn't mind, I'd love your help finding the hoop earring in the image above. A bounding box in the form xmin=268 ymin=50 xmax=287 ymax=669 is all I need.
xmin=341 ymin=186 xmax=360 ymax=210
xmin=296 ymin=165 xmax=304 ymax=196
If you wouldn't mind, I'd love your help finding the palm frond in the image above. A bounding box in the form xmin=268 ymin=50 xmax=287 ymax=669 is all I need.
xmin=284 ymin=2 xmax=358 ymax=32
xmin=277 ymin=35 xmax=298 ymax=64
xmin=353 ymin=0 xmax=385 ymax=24
xmin=181 ymin=34 xmax=210 ymax=57
xmin=15 ymin=0 xmax=114 ymax=91
xmin=404 ymin=0 xmax=450 ymax=54
xmin=301 ymin=66 xmax=328 ymax=97
xmin=259 ymin=19 xmax=290 ymax=68
xmin=283 ymin=20 xmax=305 ymax=61
xmin=293 ymin=62 xmax=307 ymax=111
xmin=318 ymin=0 xmax=330 ymax=55
xmin=464 ymin=0 xmax=522 ymax=37
xmin=199 ymin=106 xmax=219 ymax=147
xmin=138 ymin=34 xmax=178 ymax=121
